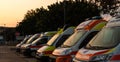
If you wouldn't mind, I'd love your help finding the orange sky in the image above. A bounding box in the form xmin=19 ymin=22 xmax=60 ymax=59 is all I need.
xmin=0 ymin=0 xmax=62 ymax=27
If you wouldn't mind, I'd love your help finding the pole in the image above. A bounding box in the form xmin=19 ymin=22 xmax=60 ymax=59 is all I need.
xmin=4 ymin=24 xmax=6 ymax=45
xmin=63 ymin=0 xmax=66 ymax=27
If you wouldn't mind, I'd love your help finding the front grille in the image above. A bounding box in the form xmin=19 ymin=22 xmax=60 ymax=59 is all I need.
xmin=49 ymin=57 xmax=56 ymax=62
xmin=49 ymin=55 xmax=57 ymax=62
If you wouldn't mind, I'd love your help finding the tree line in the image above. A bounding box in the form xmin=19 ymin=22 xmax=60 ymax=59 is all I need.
xmin=16 ymin=0 xmax=120 ymax=35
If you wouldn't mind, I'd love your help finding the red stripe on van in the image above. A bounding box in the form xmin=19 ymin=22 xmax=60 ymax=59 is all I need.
xmin=85 ymin=20 xmax=106 ymax=30
xmin=111 ymin=55 xmax=120 ymax=60
xmin=44 ymin=51 xmax=53 ymax=54
xmin=70 ymin=51 xmax=78 ymax=55
xmin=93 ymin=50 xmax=109 ymax=56
xmin=29 ymin=46 xmax=43 ymax=48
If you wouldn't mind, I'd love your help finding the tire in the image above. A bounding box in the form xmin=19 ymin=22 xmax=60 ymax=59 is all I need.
xmin=31 ymin=51 xmax=36 ymax=57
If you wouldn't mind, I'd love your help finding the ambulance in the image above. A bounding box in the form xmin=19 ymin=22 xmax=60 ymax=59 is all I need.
xmin=73 ymin=13 xmax=120 ymax=62
xmin=20 ymin=31 xmax=56 ymax=57
xmin=16 ymin=35 xmax=32 ymax=52
xmin=50 ymin=17 xmax=107 ymax=62
xmin=36 ymin=27 xmax=75 ymax=62
xmin=21 ymin=33 xmax=41 ymax=47
xmin=19 ymin=34 xmax=41 ymax=53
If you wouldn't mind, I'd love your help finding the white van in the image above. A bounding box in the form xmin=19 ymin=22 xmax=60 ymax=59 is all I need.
xmin=36 ymin=27 xmax=75 ymax=62
xmin=50 ymin=17 xmax=107 ymax=62
xmin=16 ymin=35 xmax=32 ymax=52
xmin=73 ymin=12 xmax=120 ymax=62
xmin=20 ymin=31 xmax=56 ymax=57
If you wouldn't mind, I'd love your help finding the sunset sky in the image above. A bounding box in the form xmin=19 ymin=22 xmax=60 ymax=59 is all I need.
xmin=0 ymin=0 xmax=62 ymax=27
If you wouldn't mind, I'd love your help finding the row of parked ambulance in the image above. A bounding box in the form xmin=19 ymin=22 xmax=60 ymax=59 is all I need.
xmin=16 ymin=9 xmax=120 ymax=62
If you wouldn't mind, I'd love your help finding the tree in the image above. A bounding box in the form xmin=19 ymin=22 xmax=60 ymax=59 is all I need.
xmin=88 ymin=0 xmax=120 ymax=13
xmin=16 ymin=1 xmax=101 ymax=35
xmin=47 ymin=1 xmax=100 ymax=27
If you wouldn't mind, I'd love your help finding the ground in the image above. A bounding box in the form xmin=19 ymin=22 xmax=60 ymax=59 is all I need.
xmin=0 ymin=45 xmax=36 ymax=62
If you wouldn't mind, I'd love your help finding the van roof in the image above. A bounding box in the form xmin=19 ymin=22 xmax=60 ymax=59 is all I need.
xmin=61 ymin=27 xmax=75 ymax=35
xmin=106 ymin=13 xmax=120 ymax=28
xmin=86 ymin=16 xmax=102 ymax=20
xmin=44 ymin=31 xmax=57 ymax=36
xmin=75 ymin=19 xmax=106 ymax=31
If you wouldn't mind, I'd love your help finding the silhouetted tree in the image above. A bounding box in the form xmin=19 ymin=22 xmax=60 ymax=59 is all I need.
xmin=17 ymin=0 xmax=119 ymax=35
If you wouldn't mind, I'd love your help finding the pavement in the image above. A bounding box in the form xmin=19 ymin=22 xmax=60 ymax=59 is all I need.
xmin=0 ymin=45 xmax=37 ymax=62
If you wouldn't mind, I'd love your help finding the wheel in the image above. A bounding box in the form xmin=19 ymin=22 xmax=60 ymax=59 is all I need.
xmin=31 ymin=51 xmax=36 ymax=57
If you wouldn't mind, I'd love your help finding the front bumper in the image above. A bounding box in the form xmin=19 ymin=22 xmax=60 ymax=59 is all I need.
xmin=49 ymin=55 xmax=72 ymax=62
xmin=73 ymin=58 xmax=108 ymax=62
xmin=21 ymin=48 xmax=32 ymax=56
xmin=49 ymin=55 xmax=57 ymax=62
xmin=73 ymin=58 xmax=86 ymax=62
xmin=16 ymin=48 xmax=21 ymax=52
xmin=36 ymin=54 xmax=50 ymax=62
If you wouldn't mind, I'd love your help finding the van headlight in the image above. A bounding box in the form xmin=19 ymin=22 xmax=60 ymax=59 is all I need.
xmin=37 ymin=52 xmax=44 ymax=56
xmin=16 ymin=44 xmax=20 ymax=47
xmin=25 ymin=46 xmax=29 ymax=49
xmin=62 ymin=49 xmax=72 ymax=55
xmin=90 ymin=54 xmax=112 ymax=61
xmin=24 ymin=44 xmax=31 ymax=49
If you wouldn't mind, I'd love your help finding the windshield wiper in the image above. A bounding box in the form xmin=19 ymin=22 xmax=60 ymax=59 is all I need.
xmin=61 ymin=45 xmax=71 ymax=48
xmin=87 ymin=44 xmax=108 ymax=50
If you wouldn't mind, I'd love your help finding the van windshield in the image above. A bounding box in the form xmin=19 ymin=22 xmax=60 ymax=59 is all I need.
xmin=47 ymin=34 xmax=60 ymax=45
xmin=21 ymin=36 xmax=31 ymax=44
xmin=26 ymin=34 xmax=40 ymax=44
xmin=31 ymin=37 xmax=42 ymax=44
xmin=86 ymin=27 xmax=120 ymax=50
xmin=62 ymin=30 xmax=86 ymax=47
xmin=32 ymin=36 xmax=48 ymax=45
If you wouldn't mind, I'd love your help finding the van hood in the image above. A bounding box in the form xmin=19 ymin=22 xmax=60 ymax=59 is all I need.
xmin=52 ymin=47 xmax=71 ymax=55
xmin=21 ymin=44 xmax=31 ymax=48
xmin=16 ymin=44 xmax=21 ymax=47
xmin=75 ymin=48 xmax=109 ymax=61
xmin=37 ymin=45 xmax=56 ymax=53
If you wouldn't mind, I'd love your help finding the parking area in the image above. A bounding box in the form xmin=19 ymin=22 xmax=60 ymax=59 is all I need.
xmin=0 ymin=45 xmax=36 ymax=62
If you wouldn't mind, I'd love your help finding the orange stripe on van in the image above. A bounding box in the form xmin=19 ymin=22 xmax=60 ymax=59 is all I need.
xmin=85 ymin=20 xmax=106 ymax=30
xmin=75 ymin=50 xmax=109 ymax=60
xmin=75 ymin=53 xmax=93 ymax=60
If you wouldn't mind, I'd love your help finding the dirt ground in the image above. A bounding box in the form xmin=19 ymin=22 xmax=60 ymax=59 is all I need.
xmin=0 ymin=46 xmax=36 ymax=62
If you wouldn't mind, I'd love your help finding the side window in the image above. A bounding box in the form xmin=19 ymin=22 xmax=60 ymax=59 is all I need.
xmin=36 ymin=38 xmax=48 ymax=45
xmin=56 ymin=34 xmax=70 ymax=47
xmin=79 ymin=31 xmax=99 ymax=48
